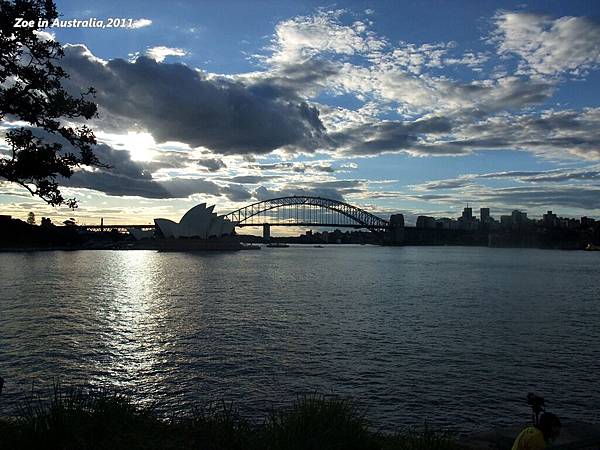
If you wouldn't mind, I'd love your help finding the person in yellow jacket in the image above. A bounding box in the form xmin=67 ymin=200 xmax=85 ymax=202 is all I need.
xmin=512 ymin=412 xmax=561 ymax=450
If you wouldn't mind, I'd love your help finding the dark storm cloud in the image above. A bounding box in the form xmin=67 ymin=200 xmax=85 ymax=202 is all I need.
xmin=60 ymin=45 xmax=328 ymax=155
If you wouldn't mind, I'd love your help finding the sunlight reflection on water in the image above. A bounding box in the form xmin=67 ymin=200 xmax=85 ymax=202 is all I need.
xmin=1 ymin=246 xmax=599 ymax=432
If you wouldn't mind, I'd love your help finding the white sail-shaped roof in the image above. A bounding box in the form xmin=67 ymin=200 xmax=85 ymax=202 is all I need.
xmin=154 ymin=218 xmax=178 ymax=238
xmin=152 ymin=204 xmax=233 ymax=239
xmin=207 ymin=215 xmax=225 ymax=237
xmin=221 ymin=219 xmax=235 ymax=236
xmin=179 ymin=203 xmax=214 ymax=237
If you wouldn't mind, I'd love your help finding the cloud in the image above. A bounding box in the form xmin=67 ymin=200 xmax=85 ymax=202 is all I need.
xmin=146 ymin=46 xmax=188 ymax=62
xmin=46 ymin=139 xmax=250 ymax=201
xmin=227 ymin=175 xmax=280 ymax=184
xmin=257 ymin=9 xmax=553 ymax=118
xmin=252 ymin=177 xmax=370 ymax=204
xmin=267 ymin=10 xmax=385 ymax=66
xmin=60 ymin=45 xmax=328 ymax=155
xmin=65 ymin=169 xmax=250 ymax=202
xmin=480 ymin=185 xmax=600 ymax=210
xmin=431 ymin=108 xmax=600 ymax=160
xmin=55 ymin=13 xmax=570 ymax=162
xmin=412 ymin=165 xmax=600 ymax=192
xmin=221 ymin=184 xmax=253 ymax=202
xmin=413 ymin=177 xmax=474 ymax=191
xmin=248 ymin=161 xmax=336 ymax=173
xmin=331 ymin=116 xmax=456 ymax=156
xmin=254 ymin=185 xmax=345 ymax=202
xmin=196 ymin=157 xmax=226 ymax=172
xmin=478 ymin=167 xmax=600 ymax=183
xmin=491 ymin=11 xmax=600 ymax=76
xmin=406 ymin=183 xmax=600 ymax=212
xmin=129 ymin=18 xmax=152 ymax=29
xmin=141 ymin=151 xmax=194 ymax=171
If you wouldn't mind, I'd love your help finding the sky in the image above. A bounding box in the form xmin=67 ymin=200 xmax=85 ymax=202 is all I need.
xmin=2 ymin=0 xmax=600 ymax=227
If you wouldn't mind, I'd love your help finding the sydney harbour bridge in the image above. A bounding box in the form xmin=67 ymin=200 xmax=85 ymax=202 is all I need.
xmin=224 ymin=196 xmax=391 ymax=234
xmin=80 ymin=196 xmax=403 ymax=240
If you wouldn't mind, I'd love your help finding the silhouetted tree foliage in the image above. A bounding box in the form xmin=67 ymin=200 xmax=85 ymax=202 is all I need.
xmin=0 ymin=0 xmax=104 ymax=207
xmin=26 ymin=210 xmax=35 ymax=224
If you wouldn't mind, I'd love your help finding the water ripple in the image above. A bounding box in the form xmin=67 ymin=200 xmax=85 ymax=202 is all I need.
xmin=0 ymin=247 xmax=599 ymax=433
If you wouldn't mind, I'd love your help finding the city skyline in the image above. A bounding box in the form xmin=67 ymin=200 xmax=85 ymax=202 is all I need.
xmin=2 ymin=0 xmax=600 ymax=226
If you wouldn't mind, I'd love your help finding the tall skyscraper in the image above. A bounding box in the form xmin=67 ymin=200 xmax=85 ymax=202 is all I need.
xmin=480 ymin=208 xmax=490 ymax=223
xmin=462 ymin=207 xmax=473 ymax=220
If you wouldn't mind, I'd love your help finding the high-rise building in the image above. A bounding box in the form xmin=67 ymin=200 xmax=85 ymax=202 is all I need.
xmin=511 ymin=210 xmax=528 ymax=229
xmin=390 ymin=213 xmax=405 ymax=228
xmin=462 ymin=207 xmax=473 ymax=220
xmin=543 ymin=210 xmax=558 ymax=228
xmin=416 ymin=216 xmax=436 ymax=229
xmin=480 ymin=208 xmax=490 ymax=223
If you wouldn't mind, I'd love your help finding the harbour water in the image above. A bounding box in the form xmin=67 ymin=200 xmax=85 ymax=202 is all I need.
xmin=0 ymin=246 xmax=599 ymax=433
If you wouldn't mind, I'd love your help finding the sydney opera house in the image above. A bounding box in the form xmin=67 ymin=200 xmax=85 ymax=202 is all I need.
xmin=128 ymin=203 xmax=236 ymax=240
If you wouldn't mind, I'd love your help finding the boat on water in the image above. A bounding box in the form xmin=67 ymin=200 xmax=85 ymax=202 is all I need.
xmin=313 ymin=245 xmax=324 ymax=248
xmin=266 ymin=243 xmax=289 ymax=248
xmin=584 ymin=243 xmax=600 ymax=251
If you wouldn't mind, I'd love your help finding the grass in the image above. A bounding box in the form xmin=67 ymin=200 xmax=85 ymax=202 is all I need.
xmin=0 ymin=385 xmax=464 ymax=450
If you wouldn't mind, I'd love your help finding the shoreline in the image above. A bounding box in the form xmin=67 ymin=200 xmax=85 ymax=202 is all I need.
xmin=1 ymin=242 xmax=599 ymax=252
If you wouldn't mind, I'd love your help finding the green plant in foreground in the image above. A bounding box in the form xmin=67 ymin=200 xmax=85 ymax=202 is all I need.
xmin=8 ymin=383 xmax=166 ymax=450
xmin=262 ymin=394 xmax=379 ymax=450
xmin=0 ymin=385 xmax=464 ymax=450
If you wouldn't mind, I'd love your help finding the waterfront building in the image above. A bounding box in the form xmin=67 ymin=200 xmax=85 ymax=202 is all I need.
xmin=416 ymin=215 xmax=436 ymax=229
xmin=581 ymin=217 xmax=596 ymax=228
xmin=136 ymin=203 xmax=236 ymax=240
xmin=500 ymin=215 xmax=512 ymax=227
xmin=389 ymin=213 xmax=405 ymax=228
xmin=435 ymin=217 xmax=460 ymax=230
xmin=543 ymin=210 xmax=558 ymax=228
xmin=511 ymin=210 xmax=529 ymax=229
xmin=458 ymin=206 xmax=479 ymax=231
xmin=462 ymin=207 xmax=473 ymax=220
xmin=480 ymin=208 xmax=490 ymax=224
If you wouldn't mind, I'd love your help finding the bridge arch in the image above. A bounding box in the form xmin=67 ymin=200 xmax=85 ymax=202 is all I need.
xmin=223 ymin=196 xmax=389 ymax=231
